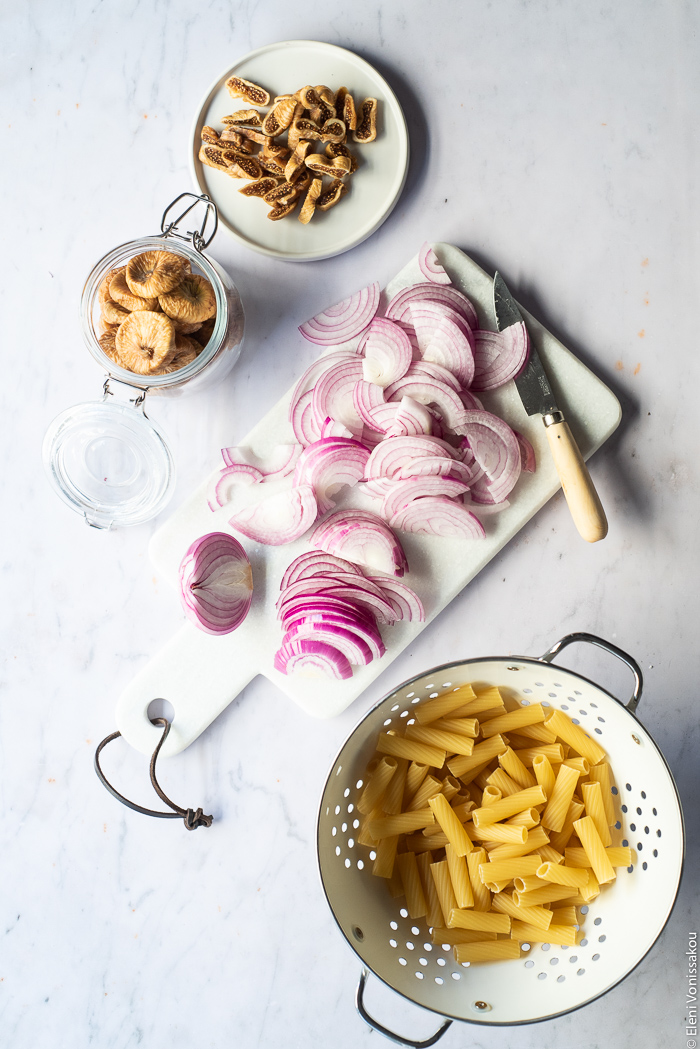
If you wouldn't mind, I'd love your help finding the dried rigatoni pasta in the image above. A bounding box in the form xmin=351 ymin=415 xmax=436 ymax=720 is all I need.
xmin=514 ymin=882 xmax=577 ymax=907
xmin=430 ymin=859 xmax=459 ymax=925
xmin=431 ymin=716 xmax=479 ymax=738
xmin=548 ymin=798 xmax=585 ymax=853
xmin=406 ymin=722 xmax=475 ymax=757
xmin=573 ymin=815 xmax=616 ymax=884
xmin=431 ymin=926 xmax=496 ymax=945
xmin=581 ymin=781 xmax=612 ymax=847
xmin=498 ymin=746 xmax=536 ymax=789
xmin=447 ymin=735 xmax=509 ymax=778
xmin=406 ymin=774 xmax=442 ymax=812
xmin=544 ymin=708 xmax=606 ymax=765
xmin=467 ymin=848 xmax=491 ymax=911
xmin=587 ymin=761 xmax=615 ymax=825
xmin=368 ymin=809 xmax=434 ymax=839
xmin=472 ymin=785 xmax=547 ymax=828
xmin=564 ymin=845 xmax=633 ymax=868
xmin=481 ymin=785 xmax=502 ymax=807
xmin=416 ymin=850 xmax=443 ymax=928
xmin=471 ymin=822 xmax=527 ymax=845
xmin=357 ymin=756 xmax=398 ymax=814
xmin=382 ymin=757 xmax=408 ymax=814
xmin=445 ymin=843 xmax=474 ymax=908
xmin=405 ymin=761 xmax=429 ymax=798
xmin=428 ymin=793 xmax=473 ymax=856
xmin=479 ymin=856 xmax=542 ymax=886
xmin=508 ymin=743 xmax=565 ymax=768
xmin=415 ymin=686 xmax=476 ymax=724
xmin=376 ymin=732 xmax=445 ymax=767
xmin=396 ymin=851 xmax=428 ymax=918
xmin=480 ymin=703 xmax=546 ymax=739
xmin=541 ymin=764 xmax=580 ymax=833
xmin=448 ymin=908 xmax=510 ymax=933
xmin=487 ymin=825 xmax=550 ymax=860
xmin=491 ymin=891 xmax=553 ymax=930
xmin=372 ymin=835 xmax=398 ymax=878
xmin=562 ymin=756 xmax=590 ymax=777
xmin=532 ymin=753 xmax=556 ymax=798
xmin=536 ymin=861 xmax=590 ymax=888
xmin=486 ymin=767 xmax=521 ymax=797
xmin=511 ymin=920 xmax=581 ymax=946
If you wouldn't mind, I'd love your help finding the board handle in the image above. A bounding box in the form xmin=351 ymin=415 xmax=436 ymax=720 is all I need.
xmin=544 ymin=413 xmax=608 ymax=542
xmin=115 ymin=623 xmax=259 ymax=757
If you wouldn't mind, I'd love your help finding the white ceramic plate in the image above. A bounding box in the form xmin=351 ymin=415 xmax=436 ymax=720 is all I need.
xmin=189 ymin=40 xmax=409 ymax=262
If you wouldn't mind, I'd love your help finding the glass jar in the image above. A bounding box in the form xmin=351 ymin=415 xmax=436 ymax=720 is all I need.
xmin=43 ymin=193 xmax=245 ymax=530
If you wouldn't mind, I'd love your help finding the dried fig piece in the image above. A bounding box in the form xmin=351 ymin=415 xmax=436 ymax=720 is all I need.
xmin=288 ymin=118 xmax=322 ymax=149
xmin=315 ymin=85 xmax=335 ymax=106
xmin=284 ymin=140 xmax=312 ymax=182
xmin=261 ymin=96 xmax=297 ymax=136
xmin=317 ymin=179 xmax=348 ymax=211
xmin=102 ymin=299 xmax=130 ymax=326
xmin=258 ymin=154 xmax=288 ymax=177
xmin=295 ymin=85 xmax=318 ymax=109
xmin=98 ymin=325 xmax=119 ymax=354
xmin=239 ymin=177 xmax=282 ymax=198
xmin=236 ymin=127 xmax=274 ymax=147
xmin=263 ymin=179 xmax=308 ymax=205
xmin=267 ymin=198 xmax=298 ymax=221
xmin=98 ymin=267 xmax=126 ymax=309
xmin=151 ymin=335 xmax=201 ymax=374
xmin=320 ymin=118 xmax=346 ymax=144
xmin=109 ymin=271 xmax=159 ymax=312
xmin=158 ymin=274 xmax=216 ymax=324
xmin=335 ymin=88 xmax=357 ymax=131
xmin=200 ymin=125 xmax=221 ymax=144
xmin=170 ymin=317 xmax=203 ymax=335
xmin=115 ymin=311 xmax=176 ymax=375
xmin=225 ymin=76 xmax=270 ymax=107
xmin=221 ymin=109 xmax=264 ymax=128
xmin=261 ymin=140 xmax=290 ymax=159
xmin=199 ymin=143 xmax=231 ymax=173
xmin=305 ymin=153 xmax=352 ymax=178
xmin=221 ymin=152 xmax=263 ymax=180
xmin=126 ymin=251 xmax=185 ymax=298
xmin=353 ymin=98 xmax=378 ymax=143
xmin=299 ymin=178 xmax=322 ymax=224
xmin=219 ymin=128 xmax=254 ymax=152
xmin=191 ymin=315 xmax=216 ymax=347
xmin=325 ymin=142 xmax=358 ymax=173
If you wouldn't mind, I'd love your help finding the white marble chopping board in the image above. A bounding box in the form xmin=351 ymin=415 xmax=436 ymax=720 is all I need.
xmin=115 ymin=243 xmax=621 ymax=757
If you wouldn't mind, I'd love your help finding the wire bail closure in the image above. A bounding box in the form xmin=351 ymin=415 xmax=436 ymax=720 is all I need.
xmin=160 ymin=192 xmax=218 ymax=252
xmin=94 ymin=717 xmax=213 ymax=831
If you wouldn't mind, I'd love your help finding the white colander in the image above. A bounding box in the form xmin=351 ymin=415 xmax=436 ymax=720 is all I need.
xmin=317 ymin=633 xmax=684 ymax=1046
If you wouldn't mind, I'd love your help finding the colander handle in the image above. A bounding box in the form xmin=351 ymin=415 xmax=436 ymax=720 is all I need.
xmin=539 ymin=632 xmax=643 ymax=713
xmin=355 ymin=969 xmax=452 ymax=1047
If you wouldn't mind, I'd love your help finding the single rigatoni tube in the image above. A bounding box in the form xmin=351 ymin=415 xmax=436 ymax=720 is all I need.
xmin=376 ymin=732 xmax=446 ymax=768
xmin=486 ymin=768 xmax=521 ymax=797
xmin=562 ymin=756 xmax=590 ymax=777
xmin=457 ymin=763 xmax=493 ymax=787
xmin=514 ymin=883 xmax=577 ymax=907
xmin=514 ymin=875 xmax=549 ymax=893
xmin=428 ymin=793 xmax=473 ymax=856
xmin=479 ymin=856 xmax=541 ymax=884
xmin=368 ymin=809 xmax=435 ymax=839
xmin=357 ymin=756 xmax=398 ymax=814
xmin=387 ymin=861 xmax=405 ymax=898
xmin=541 ymin=764 xmax=580 ymax=832
xmin=471 ymin=822 xmax=527 ymax=845
xmin=580 ymin=868 xmax=601 ymax=902
xmin=587 ymin=761 xmax=615 ymax=825
xmin=357 ymin=805 xmax=383 ymax=846
xmin=565 ymin=845 xmax=633 ymax=868
xmin=447 ymin=736 xmax=509 ymax=778
xmin=415 ymin=686 xmax=477 ymax=724
xmin=573 ymin=816 xmax=616 ymax=884
xmin=431 ymin=716 xmax=479 ymax=738
xmin=481 ymin=785 xmax=502 ymax=807
xmin=396 ymin=851 xmax=428 ymax=918
xmin=467 ymin=848 xmax=491 ymax=911
xmin=536 ymin=861 xmax=590 ymax=888
xmin=532 ymin=753 xmax=556 ymax=799
xmin=416 ymin=851 xmax=443 ymax=928
xmin=508 ymin=744 xmax=565 ymax=768
xmin=537 ymin=845 xmax=564 ymax=865
xmin=581 ymin=782 xmax=612 ymax=847
xmin=372 ymin=835 xmax=398 ymax=878
xmin=404 ymin=833 xmax=437 ymax=854
xmin=498 ymin=747 xmax=536 ymax=789
xmin=431 ymin=927 xmax=496 ymax=946
xmin=451 ymin=800 xmax=476 ymax=824
xmin=511 ymin=921 xmax=581 ymax=946
xmin=549 ymin=905 xmax=578 ymax=925
xmin=382 ymin=758 xmax=408 ymax=815
xmin=472 ymin=785 xmax=547 ymax=828
xmin=544 ymin=708 xmax=607 ymax=765
xmin=445 ymin=843 xmax=474 ymax=909
xmin=406 ymin=775 xmax=443 ymax=811
xmin=454 ymin=940 xmax=521 ymax=964
xmin=430 ymin=859 xmax=459 ymax=926
xmin=405 ymin=761 xmax=429 ymax=798
xmin=491 ymin=891 xmax=553 ymax=931
xmin=513 ymin=721 xmax=558 ymax=744
xmin=480 ymin=703 xmax=546 ymax=739
xmin=506 ymin=807 xmax=540 ymax=828
xmin=405 ymin=723 xmax=475 ymax=757
xmin=450 ymin=691 xmax=505 ymax=718
xmin=449 ymin=909 xmax=511 ymax=933
xmin=441 ymin=777 xmax=462 ymax=803
xmin=549 ymin=799 xmax=585 ymax=852
xmin=486 ymin=826 xmax=549 ymax=859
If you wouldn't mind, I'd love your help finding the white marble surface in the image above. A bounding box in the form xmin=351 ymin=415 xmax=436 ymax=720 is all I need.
xmin=2 ymin=2 xmax=699 ymax=1047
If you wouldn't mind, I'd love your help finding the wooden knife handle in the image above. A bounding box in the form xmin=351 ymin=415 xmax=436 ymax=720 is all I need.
xmin=544 ymin=416 xmax=608 ymax=543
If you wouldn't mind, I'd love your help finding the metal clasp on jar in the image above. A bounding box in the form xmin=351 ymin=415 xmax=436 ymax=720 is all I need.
xmin=160 ymin=192 xmax=218 ymax=252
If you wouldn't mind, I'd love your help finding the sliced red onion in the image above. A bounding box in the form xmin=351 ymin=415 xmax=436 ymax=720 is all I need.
xmin=321 ymin=417 xmax=354 ymax=439
xmin=418 ymin=242 xmax=452 ymax=285
xmin=380 ymin=476 xmax=471 ymax=520
xmin=299 ymin=282 xmax=381 ymax=345
xmin=365 ymin=435 xmax=455 ymax=480
xmin=292 ymin=437 xmax=370 ymax=514
xmin=361 ymin=401 xmax=401 ymax=435
xmin=365 ymin=576 xmax=425 ymax=622
xmin=290 ymin=389 xmax=323 ymax=447
xmin=229 ymin=484 xmax=318 ymax=545
xmin=397 ymin=456 xmax=475 ymax=483
xmin=471 ymin=324 xmax=530 ymax=391
xmin=410 ymin=301 xmax=475 ymax=350
xmin=384 ymin=374 xmax=469 ymax=432
xmin=513 ymin=429 xmax=537 ymax=473
xmin=277 ymin=574 xmax=397 ymax=624
xmin=385 ymin=396 xmax=435 ymax=438
xmin=385 ymin=283 xmax=478 ymax=332
xmin=280 ymin=609 xmax=386 ymax=661
xmin=274 ymin=638 xmax=353 ymax=679
xmin=207 ymin=464 xmax=263 ymax=511
xmin=280 ymin=551 xmax=361 ymax=588
xmin=406 ymin=360 xmax=462 ymax=392
xmin=465 ymin=495 xmax=511 ymax=514
xmin=415 ymin=312 xmax=475 ymax=389
xmin=311 ymin=509 xmax=408 ymax=577
xmin=361 ymin=477 xmax=397 ymax=498
xmin=179 ymin=532 xmax=253 ymax=635
xmin=290 ymin=350 xmax=358 ymax=416
xmin=459 ymin=388 xmax=484 ymax=412
xmin=282 ymin=622 xmax=373 ymax=666
xmin=360 ymin=318 xmax=413 ymax=387
xmin=352 ymin=380 xmax=386 ymax=430
xmin=457 ymin=411 xmax=522 ymax=503
xmin=221 ymin=444 xmax=302 ymax=481
xmin=389 ymin=497 xmax=486 ymax=539
xmin=312 ymin=358 xmax=365 ymax=437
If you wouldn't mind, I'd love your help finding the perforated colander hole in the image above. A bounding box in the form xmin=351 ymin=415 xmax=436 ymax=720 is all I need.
xmin=335 ymin=846 xmax=341 ymax=856
xmin=442 ymin=682 xmax=452 ymax=687
xmin=343 ymin=788 xmax=350 ymax=798
xmin=341 ymin=822 xmax=347 ymax=832
xmin=357 ymin=860 xmax=364 ymax=870
xmin=574 ymin=690 xmax=581 ymax=696
xmin=399 ymin=958 xmax=407 ymax=966
xmin=406 ymin=942 xmax=414 ymax=951
xmin=580 ymin=906 xmax=589 ymax=915
xmin=411 ymin=698 xmax=420 ymax=705
xmin=389 ymin=938 xmax=397 ymax=948
xmin=334 ymin=805 xmax=341 ymax=815
xmin=521 ymin=699 xmax=530 ymax=706
xmin=355 ymin=779 xmax=363 ymax=790
xmin=653 ymin=850 xmax=658 ymax=858
xmin=537 ymin=973 xmax=547 ymax=980
xmin=535 ymin=682 xmax=544 ymax=687
xmin=621 ymin=805 xmax=628 ymax=813
xmin=569 ymin=956 xmax=578 ymax=963
xmin=437 ymin=957 xmax=446 ymax=966
xmin=390 ymin=921 xmax=398 ymax=930
xmin=571 ymin=718 xmax=580 ymax=725
xmin=344 ymin=858 xmax=351 ymax=868
xmin=332 ymin=827 xmax=337 ymax=836
xmin=541 ymin=944 xmax=551 ymax=953
xmin=542 ymin=701 xmax=551 ymax=708
xmin=626 ymin=783 xmax=632 ymax=791
xmin=423 ymin=943 xmax=432 ymax=951
xmin=435 ymin=977 xmax=444 ymax=985
xmin=399 ymin=908 xmax=408 ymax=918
xmin=523 ymin=688 xmax=533 ymax=694
xmin=637 ymin=843 xmax=643 ymax=852
xmin=657 ymin=829 xmax=662 ymax=837
xmin=653 ymin=807 xmax=657 ymax=815
xmin=627 ymin=865 xmax=634 ymax=873
xmin=548 ymin=693 xmax=557 ymax=698
xmin=521 ymin=942 xmax=531 ymax=951
xmin=599 ymin=936 xmax=606 ymax=942
xmin=383 ymin=718 xmax=392 ymax=726
xmin=406 ymin=693 xmax=415 ymax=699
xmin=353 ymin=819 xmax=360 ymax=829
xmin=428 ymin=693 xmax=438 ymax=699
xmin=580 ymin=939 xmax=588 ymax=947
xmin=524 ymin=960 xmax=534 ymax=968
xmin=335 ymin=765 xmax=342 ymax=775
xmin=561 ymin=704 xmax=569 ymax=710
xmin=594 ymin=917 xmax=602 ymax=926
xmin=550 ymin=957 xmax=560 ymax=966
xmin=391 ymin=704 xmax=400 ymax=712
xmin=594 ymin=728 xmax=602 ymax=734
xmin=577 ymin=969 xmax=586 ymax=976
xmin=451 ymin=972 xmax=461 ymax=980
xmin=347 ymin=803 xmax=354 ymax=813
xmin=370 ymin=851 xmax=377 ymax=861
xmin=621 ymin=838 xmax=628 ymax=846
xmin=592 ymin=954 xmax=600 ymax=961
xmin=579 ymin=709 xmax=588 ymax=716
xmin=411 ymin=926 xmax=420 ymax=935
xmin=348 ymin=839 xmax=354 ymax=848
xmin=611 ymin=786 xmax=618 ymax=795
xmin=557 ymin=975 xmax=566 ymax=983
xmin=630 ymin=823 xmax=636 ymax=831
xmin=644 ymin=826 xmax=649 ymax=834
xmin=614 ymin=821 xmax=621 ymax=829
xmin=419 ymin=958 xmax=428 ymax=966
xmin=400 ymin=710 xmax=409 ymax=718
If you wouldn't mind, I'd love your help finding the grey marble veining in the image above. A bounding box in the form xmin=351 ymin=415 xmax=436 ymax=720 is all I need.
xmin=2 ymin=1 xmax=699 ymax=1047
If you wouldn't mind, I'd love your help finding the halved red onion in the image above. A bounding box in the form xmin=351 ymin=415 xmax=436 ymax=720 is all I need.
xmin=311 ymin=509 xmax=408 ymax=577
xmin=289 ymin=349 xmax=357 ymax=417
xmin=458 ymin=411 xmax=522 ymax=503
xmin=471 ymin=324 xmax=530 ymax=391
xmin=280 ymin=609 xmax=386 ymax=661
xmin=274 ymin=638 xmax=353 ymax=679
xmin=380 ymin=476 xmax=471 ymax=520
xmin=299 ymin=282 xmax=381 ymax=345
xmin=385 ymin=396 xmax=435 ymax=438
xmin=292 ymin=437 xmax=370 ymax=514
xmin=312 ymin=358 xmax=365 ymax=437
xmin=513 ymin=429 xmax=537 ymax=473
xmin=290 ymin=389 xmax=323 ymax=447
xmin=384 ymin=374 xmax=469 ymax=432
xmin=229 ymin=484 xmax=318 ymax=545
xmin=365 ymin=576 xmax=425 ymax=622
xmin=365 ymin=435 xmax=455 ymax=480
xmin=360 ymin=317 xmax=413 ymax=387
xmin=221 ymin=444 xmax=302 ymax=481
xmin=389 ymin=497 xmax=486 ymax=539
xmin=280 ymin=551 xmax=362 ymax=589
xmin=207 ymin=464 xmax=263 ymax=511
xmin=321 ymin=417 xmax=354 ymax=439
xmin=283 ymin=622 xmax=373 ymax=666
xmin=418 ymin=242 xmax=452 ymax=285
xmin=385 ymin=283 xmax=478 ymax=332
xmin=179 ymin=532 xmax=253 ymax=635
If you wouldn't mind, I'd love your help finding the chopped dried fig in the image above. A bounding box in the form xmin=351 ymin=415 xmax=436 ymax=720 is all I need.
xmin=267 ymin=199 xmax=299 ymax=221
xmin=219 ymin=128 xmax=254 ymax=152
xmin=126 ymin=251 xmax=185 ymax=298
xmin=305 ymin=153 xmax=352 ymax=178
xmin=320 ymin=118 xmax=346 ymax=144
xmin=225 ymin=76 xmax=270 ymax=107
xmin=200 ymin=125 xmax=221 ymax=144
xmin=325 ymin=142 xmax=358 ymax=172
xmin=115 ymin=311 xmax=176 ymax=375
xmin=261 ymin=96 xmax=298 ymax=136
xmin=299 ymin=178 xmax=322 ymax=224
xmin=258 ymin=154 xmax=288 ymax=177
xmin=109 ymin=271 xmax=159 ymax=312
xmin=239 ymin=177 xmax=282 ymax=198
xmin=158 ymin=274 xmax=216 ymax=324
xmin=222 ymin=153 xmax=263 ymax=180
xmin=353 ymin=98 xmax=378 ymax=143
xmin=295 ymin=85 xmax=318 ymax=109
xmin=236 ymin=127 xmax=274 ymax=147
xmin=284 ymin=140 xmax=312 ymax=182
xmin=316 ymin=179 xmax=348 ymax=211
xmin=261 ymin=140 xmax=290 ymax=159
xmin=288 ymin=118 xmax=323 ymax=149
xmin=221 ymin=109 xmax=264 ymax=127
xmin=315 ymin=85 xmax=335 ymax=106
xmin=199 ymin=143 xmax=232 ymax=173
xmin=337 ymin=89 xmax=357 ymax=131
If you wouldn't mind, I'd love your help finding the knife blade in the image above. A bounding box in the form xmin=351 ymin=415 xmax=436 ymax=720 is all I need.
xmin=493 ymin=272 xmax=608 ymax=543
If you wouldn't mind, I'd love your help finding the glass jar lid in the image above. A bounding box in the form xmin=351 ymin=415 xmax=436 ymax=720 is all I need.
xmin=43 ymin=391 xmax=175 ymax=529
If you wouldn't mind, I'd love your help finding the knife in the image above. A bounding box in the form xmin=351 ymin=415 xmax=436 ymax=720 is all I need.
xmin=493 ymin=272 xmax=608 ymax=543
